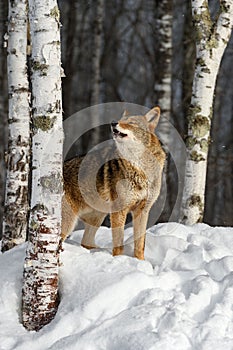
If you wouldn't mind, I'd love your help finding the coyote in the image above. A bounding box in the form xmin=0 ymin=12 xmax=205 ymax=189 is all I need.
xmin=62 ymin=107 xmax=165 ymax=260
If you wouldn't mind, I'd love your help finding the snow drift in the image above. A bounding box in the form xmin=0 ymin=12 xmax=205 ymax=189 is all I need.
xmin=1 ymin=223 xmax=233 ymax=349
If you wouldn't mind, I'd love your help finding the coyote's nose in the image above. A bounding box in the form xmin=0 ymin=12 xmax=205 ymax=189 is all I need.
xmin=111 ymin=121 xmax=118 ymax=128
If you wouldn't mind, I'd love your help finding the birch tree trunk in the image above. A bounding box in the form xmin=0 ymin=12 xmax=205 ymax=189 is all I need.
xmin=22 ymin=0 xmax=63 ymax=331
xmin=180 ymin=0 xmax=233 ymax=224
xmin=1 ymin=0 xmax=30 ymax=252
xmin=0 ymin=0 xmax=8 ymax=238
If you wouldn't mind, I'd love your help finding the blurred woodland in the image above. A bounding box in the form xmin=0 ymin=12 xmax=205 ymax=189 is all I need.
xmin=0 ymin=0 xmax=232 ymax=235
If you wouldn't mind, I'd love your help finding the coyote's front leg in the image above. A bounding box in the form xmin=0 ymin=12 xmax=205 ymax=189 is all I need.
xmin=110 ymin=211 xmax=127 ymax=256
xmin=132 ymin=207 xmax=149 ymax=260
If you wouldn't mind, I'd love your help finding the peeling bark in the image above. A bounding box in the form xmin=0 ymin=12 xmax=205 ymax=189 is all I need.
xmin=22 ymin=205 xmax=61 ymax=331
xmin=1 ymin=0 xmax=30 ymax=251
xmin=180 ymin=0 xmax=233 ymax=224
xmin=22 ymin=0 xmax=63 ymax=331
xmin=0 ymin=0 xmax=8 ymax=238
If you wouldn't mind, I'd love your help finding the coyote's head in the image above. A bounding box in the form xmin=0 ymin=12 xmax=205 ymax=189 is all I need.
xmin=111 ymin=107 xmax=161 ymax=157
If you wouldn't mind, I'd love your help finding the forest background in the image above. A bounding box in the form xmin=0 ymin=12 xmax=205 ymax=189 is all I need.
xmin=0 ymin=0 xmax=232 ymax=237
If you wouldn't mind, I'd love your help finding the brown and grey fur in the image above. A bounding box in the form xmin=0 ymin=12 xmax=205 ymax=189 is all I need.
xmin=62 ymin=107 xmax=165 ymax=260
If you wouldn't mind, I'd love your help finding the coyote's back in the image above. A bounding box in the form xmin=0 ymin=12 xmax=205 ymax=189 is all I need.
xmin=62 ymin=107 xmax=165 ymax=260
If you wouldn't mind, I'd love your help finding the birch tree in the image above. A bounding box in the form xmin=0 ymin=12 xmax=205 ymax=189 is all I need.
xmin=22 ymin=0 xmax=63 ymax=331
xmin=1 ymin=0 xmax=30 ymax=252
xmin=180 ymin=0 xmax=233 ymax=224
xmin=0 ymin=0 xmax=8 ymax=238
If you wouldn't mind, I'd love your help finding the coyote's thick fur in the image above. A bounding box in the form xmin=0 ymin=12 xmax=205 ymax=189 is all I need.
xmin=62 ymin=107 xmax=165 ymax=260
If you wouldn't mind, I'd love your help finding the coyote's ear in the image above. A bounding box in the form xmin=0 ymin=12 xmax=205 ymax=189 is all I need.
xmin=122 ymin=110 xmax=130 ymax=118
xmin=145 ymin=106 xmax=160 ymax=131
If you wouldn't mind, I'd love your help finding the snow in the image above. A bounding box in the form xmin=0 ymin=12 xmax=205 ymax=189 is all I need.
xmin=1 ymin=223 xmax=233 ymax=349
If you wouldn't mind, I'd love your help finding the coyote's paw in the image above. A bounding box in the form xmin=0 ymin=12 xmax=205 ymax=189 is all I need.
xmin=81 ymin=243 xmax=99 ymax=250
xmin=113 ymin=246 xmax=124 ymax=256
xmin=134 ymin=252 xmax=145 ymax=260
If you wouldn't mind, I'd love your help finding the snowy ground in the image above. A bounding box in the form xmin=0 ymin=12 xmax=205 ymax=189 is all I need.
xmin=1 ymin=223 xmax=233 ymax=350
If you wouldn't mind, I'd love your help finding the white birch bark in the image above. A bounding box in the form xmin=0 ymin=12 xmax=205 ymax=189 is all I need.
xmin=0 ymin=0 xmax=8 ymax=238
xmin=180 ymin=0 xmax=233 ymax=224
xmin=1 ymin=0 xmax=30 ymax=252
xmin=22 ymin=0 xmax=63 ymax=331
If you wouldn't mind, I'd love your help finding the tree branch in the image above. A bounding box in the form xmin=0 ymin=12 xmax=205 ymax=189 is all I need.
xmin=215 ymin=0 xmax=233 ymax=42
xmin=191 ymin=0 xmax=212 ymax=43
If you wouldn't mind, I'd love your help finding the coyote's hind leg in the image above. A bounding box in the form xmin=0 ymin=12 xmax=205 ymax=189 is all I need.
xmin=80 ymin=210 xmax=106 ymax=249
xmin=61 ymin=196 xmax=78 ymax=241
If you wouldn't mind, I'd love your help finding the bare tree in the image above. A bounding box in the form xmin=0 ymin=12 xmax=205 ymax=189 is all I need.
xmin=180 ymin=0 xmax=233 ymax=224
xmin=0 ymin=0 xmax=8 ymax=238
xmin=154 ymin=0 xmax=172 ymax=122
xmin=205 ymin=32 xmax=233 ymax=226
xmin=90 ymin=0 xmax=105 ymax=148
xmin=22 ymin=0 xmax=63 ymax=331
xmin=1 ymin=0 xmax=30 ymax=251
xmin=154 ymin=0 xmax=173 ymax=219
xmin=91 ymin=0 xmax=105 ymax=106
